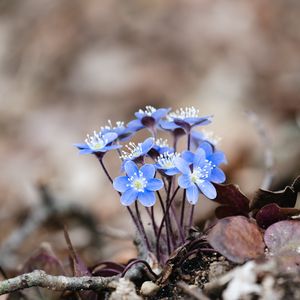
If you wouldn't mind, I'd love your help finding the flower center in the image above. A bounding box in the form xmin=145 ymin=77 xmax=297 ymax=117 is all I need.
xmin=157 ymin=152 xmax=180 ymax=169
xmin=85 ymin=131 xmax=107 ymax=150
xmin=167 ymin=106 xmax=200 ymax=121
xmin=189 ymin=160 xmax=214 ymax=184
xmin=138 ymin=105 xmax=157 ymax=116
xmin=120 ymin=142 xmax=143 ymax=160
xmin=128 ymin=172 xmax=147 ymax=192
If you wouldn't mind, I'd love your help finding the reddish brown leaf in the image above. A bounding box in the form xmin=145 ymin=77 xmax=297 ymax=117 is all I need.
xmin=214 ymin=183 xmax=250 ymax=218
xmin=256 ymin=203 xmax=300 ymax=229
xmin=264 ymin=220 xmax=300 ymax=254
xmin=250 ymin=175 xmax=300 ymax=212
xmin=207 ymin=216 xmax=265 ymax=263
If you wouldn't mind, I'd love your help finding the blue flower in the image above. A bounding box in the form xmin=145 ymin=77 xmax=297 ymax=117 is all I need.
xmin=155 ymin=152 xmax=181 ymax=176
xmin=120 ymin=137 xmax=154 ymax=161
xmin=127 ymin=106 xmax=170 ymax=132
xmin=100 ymin=120 xmax=133 ymax=141
xmin=190 ymin=130 xmax=221 ymax=150
xmin=74 ymin=132 xmax=120 ymax=155
xmin=160 ymin=107 xmax=212 ymax=133
xmin=113 ymin=161 xmax=163 ymax=207
xmin=174 ymin=145 xmax=226 ymax=203
xmin=152 ymin=138 xmax=174 ymax=155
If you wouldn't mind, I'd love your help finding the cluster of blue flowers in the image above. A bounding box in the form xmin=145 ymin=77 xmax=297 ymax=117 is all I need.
xmin=75 ymin=106 xmax=227 ymax=262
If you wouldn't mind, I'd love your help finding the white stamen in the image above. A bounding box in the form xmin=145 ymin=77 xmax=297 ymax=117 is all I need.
xmin=120 ymin=142 xmax=143 ymax=160
xmin=155 ymin=138 xmax=169 ymax=148
xmin=167 ymin=106 xmax=200 ymax=121
xmin=202 ymin=130 xmax=221 ymax=146
xmin=127 ymin=171 xmax=147 ymax=192
xmin=85 ymin=131 xmax=107 ymax=150
xmin=189 ymin=160 xmax=214 ymax=184
xmin=138 ymin=106 xmax=157 ymax=116
xmin=100 ymin=120 xmax=125 ymax=131
xmin=157 ymin=152 xmax=180 ymax=169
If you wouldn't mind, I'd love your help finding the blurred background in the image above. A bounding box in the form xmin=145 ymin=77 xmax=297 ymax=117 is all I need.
xmin=0 ymin=0 xmax=299 ymax=273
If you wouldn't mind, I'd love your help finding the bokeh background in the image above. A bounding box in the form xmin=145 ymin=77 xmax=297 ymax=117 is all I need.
xmin=0 ymin=0 xmax=299 ymax=274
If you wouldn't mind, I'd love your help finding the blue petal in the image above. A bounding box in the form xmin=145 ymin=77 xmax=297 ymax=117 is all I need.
xmin=102 ymin=144 xmax=122 ymax=151
xmin=199 ymin=141 xmax=213 ymax=156
xmin=191 ymin=131 xmax=204 ymax=141
xmin=159 ymin=120 xmax=179 ymax=130
xmin=164 ymin=168 xmax=179 ymax=176
xmin=210 ymin=167 xmax=226 ymax=183
xmin=198 ymin=181 xmax=217 ymax=199
xmin=79 ymin=148 xmax=93 ymax=155
xmin=181 ymin=151 xmax=194 ymax=163
xmin=74 ymin=143 xmax=89 ymax=149
xmin=152 ymin=108 xmax=170 ymax=120
xmin=140 ymin=164 xmax=155 ymax=179
xmin=178 ymin=174 xmax=192 ymax=188
xmin=209 ymin=152 xmax=227 ymax=166
xmin=127 ymin=119 xmax=143 ymax=131
xmin=146 ymin=178 xmax=163 ymax=191
xmin=103 ymin=132 xmax=118 ymax=144
xmin=174 ymin=157 xmax=191 ymax=174
xmin=120 ymin=189 xmax=138 ymax=206
xmin=141 ymin=137 xmax=154 ymax=154
xmin=113 ymin=176 xmax=129 ymax=192
xmin=124 ymin=161 xmax=139 ymax=177
xmin=186 ymin=185 xmax=200 ymax=204
xmin=193 ymin=148 xmax=206 ymax=167
xmin=134 ymin=112 xmax=144 ymax=119
xmin=138 ymin=191 xmax=156 ymax=207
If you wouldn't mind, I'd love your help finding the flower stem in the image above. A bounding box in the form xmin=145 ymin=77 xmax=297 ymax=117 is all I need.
xmin=135 ymin=202 xmax=151 ymax=252
xmin=156 ymin=186 xmax=180 ymax=263
xmin=188 ymin=204 xmax=195 ymax=228
xmin=180 ymin=189 xmax=186 ymax=228
xmin=97 ymin=158 xmax=146 ymax=251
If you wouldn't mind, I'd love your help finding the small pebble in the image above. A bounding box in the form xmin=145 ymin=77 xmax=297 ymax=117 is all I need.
xmin=140 ymin=281 xmax=160 ymax=296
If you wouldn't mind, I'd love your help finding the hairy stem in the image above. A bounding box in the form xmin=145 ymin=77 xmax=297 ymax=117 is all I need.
xmin=0 ymin=270 xmax=116 ymax=295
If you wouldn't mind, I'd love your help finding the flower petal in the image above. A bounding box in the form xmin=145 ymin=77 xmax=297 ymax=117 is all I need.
xmin=120 ymin=189 xmax=138 ymax=206
xmin=138 ymin=191 xmax=156 ymax=207
xmin=141 ymin=137 xmax=154 ymax=154
xmin=146 ymin=178 xmax=163 ymax=191
xmin=74 ymin=143 xmax=89 ymax=149
xmin=198 ymin=181 xmax=217 ymax=199
xmin=193 ymin=148 xmax=206 ymax=167
xmin=140 ymin=164 xmax=155 ymax=179
xmin=127 ymin=119 xmax=143 ymax=131
xmin=178 ymin=174 xmax=192 ymax=188
xmin=209 ymin=152 xmax=227 ymax=166
xmin=164 ymin=168 xmax=179 ymax=176
xmin=199 ymin=141 xmax=213 ymax=156
xmin=103 ymin=132 xmax=118 ymax=144
xmin=159 ymin=120 xmax=179 ymax=130
xmin=113 ymin=176 xmax=129 ymax=192
xmin=210 ymin=167 xmax=226 ymax=183
xmin=152 ymin=108 xmax=170 ymax=120
xmin=186 ymin=184 xmax=199 ymax=204
xmin=181 ymin=151 xmax=194 ymax=163
xmin=174 ymin=157 xmax=191 ymax=174
xmin=124 ymin=160 xmax=139 ymax=177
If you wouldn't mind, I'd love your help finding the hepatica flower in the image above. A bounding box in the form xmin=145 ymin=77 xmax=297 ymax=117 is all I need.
xmin=127 ymin=106 xmax=170 ymax=132
xmin=175 ymin=145 xmax=226 ymax=203
xmin=113 ymin=161 xmax=163 ymax=207
xmin=191 ymin=129 xmax=221 ymax=149
xmin=74 ymin=131 xmax=120 ymax=155
xmin=152 ymin=138 xmax=174 ymax=155
xmin=120 ymin=137 xmax=154 ymax=161
xmin=160 ymin=106 xmax=212 ymax=133
xmin=155 ymin=152 xmax=180 ymax=176
xmin=100 ymin=120 xmax=132 ymax=141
